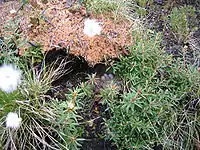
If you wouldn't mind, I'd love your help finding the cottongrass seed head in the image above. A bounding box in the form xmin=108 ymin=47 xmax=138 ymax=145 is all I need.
xmin=0 ymin=64 xmax=22 ymax=93
xmin=83 ymin=19 xmax=102 ymax=37
xmin=68 ymin=101 xmax=75 ymax=110
xmin=6 ymin=112 xmax=22 ymax=129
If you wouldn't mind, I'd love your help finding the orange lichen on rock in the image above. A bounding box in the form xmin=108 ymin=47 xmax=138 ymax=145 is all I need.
xmin=0 ymin=1 xmax=20 ymax=35
xmin=1 ymin=0 xmax=133 ymax=65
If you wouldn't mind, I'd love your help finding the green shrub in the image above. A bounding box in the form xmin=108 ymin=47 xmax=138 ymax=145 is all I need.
xmin=129 ymin=0 xmax=153 ymax=17
xmin=168 ymin=6 xmax=196 ymax=41
xmin=0 ymin=17 xmax=27 ymax=64
xmin=0 ymin=37 xmax=21 ymax=65
xmin=22 ymin=45 xmax=44 ymax=65
xmin=103 ymin=29 xmax=200 ymax=149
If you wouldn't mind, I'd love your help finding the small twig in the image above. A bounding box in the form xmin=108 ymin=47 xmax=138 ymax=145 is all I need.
xmin=66 ymin=0 xmax=72 ymax=8
xmin=27 ymin=41 xmax=38 ymax=47
xmin=16 ymin=1 xmax=26 ymax=14
xmin=42 ymin=17 xmax=56 ymax=28
xmin=131 ymin=89 xmax=142 ymax=102
xmin=41 ymin=9 xmax=56 ymax=28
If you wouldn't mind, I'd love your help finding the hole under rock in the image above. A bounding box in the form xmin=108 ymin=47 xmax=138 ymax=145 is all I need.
xmin=42 ymin=49 xmax=117 ymax=150
xmin=40 ymin=48 xmax=111 ymax=98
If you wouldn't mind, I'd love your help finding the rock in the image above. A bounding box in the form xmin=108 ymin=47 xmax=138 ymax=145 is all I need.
xmin=153 ymin=0 xmax=165 ymax=5
xmin=188 ymin=29 xmax=200 ymax=52
xmin=108 ymin=73 xmax=114 ymax=79
xmin=100 ymin=75 xmax=106 ymax=81
xmin=188 ymin=29 xmax=200 ymax=66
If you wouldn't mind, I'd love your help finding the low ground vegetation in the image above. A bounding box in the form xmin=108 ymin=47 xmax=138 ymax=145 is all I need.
xmin=0 ymin=0 xmax=200 ymax=150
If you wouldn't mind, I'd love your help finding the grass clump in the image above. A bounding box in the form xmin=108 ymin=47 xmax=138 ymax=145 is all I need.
xmin=0 ymin=59 xmax=84 ymax=149
xmin=129 ymin=0 xmax=153 ymax=18
xmin=103 ymin=28 xmax=200 ymax=149
xmin=84 ymin=0 xmax=128 ymax=16
xmin=168 ymin=6 xmax=197 ymax=41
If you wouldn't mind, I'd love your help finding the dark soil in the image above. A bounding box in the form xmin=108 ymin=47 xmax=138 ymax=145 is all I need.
xmin=138 ymin=0 xmax=200 ymax=67
xmin=80 ymin=102 xmax=116 ymax=150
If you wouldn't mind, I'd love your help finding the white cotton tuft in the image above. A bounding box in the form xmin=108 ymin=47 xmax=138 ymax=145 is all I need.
xmin=6 ymin=112 xmax=22 ymax=129
xmin=9 ymin=9 xmax=17 ymax=14
xmin=83 ymin=19 xmax=102 ymax=37
xmin=0 ymin=64 xmax=22 ymax=93
xmin=68 ymin=101 xmax=75 ymax=109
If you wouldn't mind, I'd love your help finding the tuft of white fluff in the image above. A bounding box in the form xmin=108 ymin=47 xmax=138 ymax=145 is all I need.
xmin=83 ymin=19 xmax=102 ymax=37
xmin=9 ymin=9 xmax=17 ymax=14
xmin=6 ymin=112 xmax=22 ymax=129
xmin=68 ymin=101 xmax=75 ymax=109
xmin=0 ymin=64 xmax=22 ymax=93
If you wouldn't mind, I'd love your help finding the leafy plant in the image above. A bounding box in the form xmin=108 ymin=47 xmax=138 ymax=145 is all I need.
xmin=0 ymin=37 xmax=19 ymax=65
xmin=0 ymin=16 xmax=27 ymax=64
xmin=103 ymin=29 xmax=200 ymax=149
xmin=22 ymin=45 xmax=44 ymax=65
xmin=0 ymin=90 xmax=23 ymax=117
xmin=129 ymin=0 xmax=153 ymax=17
xmin=168 ymin=6 xmax=196 ymax=41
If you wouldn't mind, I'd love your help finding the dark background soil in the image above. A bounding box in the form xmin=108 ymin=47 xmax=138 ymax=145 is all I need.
xmin=143 ymin=0 xmax=200 ymax=67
